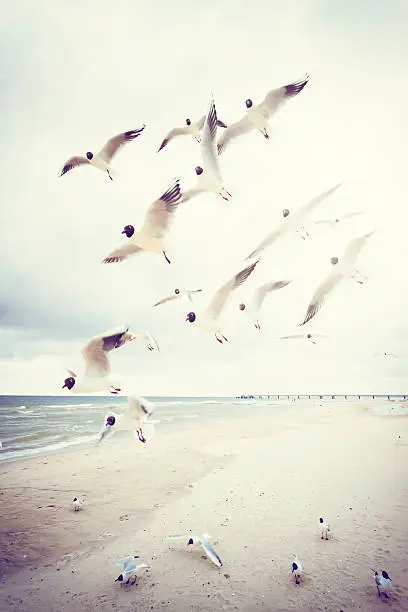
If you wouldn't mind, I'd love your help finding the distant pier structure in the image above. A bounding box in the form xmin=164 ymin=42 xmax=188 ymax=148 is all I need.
xmin=236 ymin=394 xmax=408 ymax=400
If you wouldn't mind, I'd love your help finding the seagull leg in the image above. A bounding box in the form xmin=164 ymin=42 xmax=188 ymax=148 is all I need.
xmin=263 ymin=128 xmax=270 ymax=140
xmin=254 ymin=321 xmax=261 ymax=330
xmin=107 ymin=169 xmax=114 ymax=181
xmin=137 ymin=428 xmax=146 ymax=443
xmin=163 ymin=250 xmax=171 ymax=264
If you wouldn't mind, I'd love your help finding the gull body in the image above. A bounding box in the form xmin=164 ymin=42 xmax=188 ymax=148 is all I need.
xmin=279 ymin=333 xmax=328 ymax=345
xmin=72 ymin=497 xmax=84 ymax=512
xmin=153 ymin=287 xmax=203 ymax=308
xmin=168 ymin=533 xmax=223 ymax=567
xmin=238 ymin=280 xmax=291 ymax=329
xmin=300 ymin=231 xmax=375 ymax=326
xmin=99 ymin=395 xmax=156 ymax=444
xmin=246 ymin=184 xmax=342 ymax=260
xmin=319 ymin=517 xmax=331 ymax=539
xmin=59 ymin=126 xmax=145 ymax=180
xmin=372 ymin=569 xmax=392 ymax=598
xmin=218 ymin=75 xmax=309 ymax=155
xmin=185 ymin=260 xmax=259 ymax=343
xmin=183 ymin=95 xmax=231 ymax=204
xmin=102 ymin=179 xmax=183 ymax=265
xmin=291 ymin=556 xmax=304 ymax=584
xmin=115 ymin=556 xmax=150 ymax=585
xmin=158 ymin=115 xmax=227 ymax=152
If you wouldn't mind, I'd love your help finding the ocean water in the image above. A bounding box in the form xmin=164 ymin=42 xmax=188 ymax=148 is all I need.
xmin=0 ymin=395 xmax=406 ymax=464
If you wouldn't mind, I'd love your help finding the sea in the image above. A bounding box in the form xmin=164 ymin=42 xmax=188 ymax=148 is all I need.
xmin=0 ymin=394 xmax=406 ymax=464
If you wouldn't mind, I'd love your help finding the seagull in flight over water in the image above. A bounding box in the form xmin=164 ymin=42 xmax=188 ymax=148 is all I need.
xmin=99 ymin=395 xmax=156 ymax=445
xmin=58 ymin=125 xmax=146 ymax=180
xmin=153 ymin=287 xmax=203 ymax=307
xmin=157 ymin=114 xmax=227 ymax=152
xmin=217 ymin=74 xmax=310 ymax=155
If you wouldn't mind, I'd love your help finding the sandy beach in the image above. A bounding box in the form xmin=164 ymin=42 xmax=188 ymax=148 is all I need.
xmin=1 ymin=399 xmax=407 ymax=611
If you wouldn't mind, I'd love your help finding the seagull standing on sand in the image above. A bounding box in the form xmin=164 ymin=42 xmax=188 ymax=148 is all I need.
xmin=98 ymin=395 xmax=156 ymax=444
xmin=291 ymin=556 xmax=304 ymax=584
xmin=279 ymin=333 xmax=328 ymax=345
xmin=115 ymin=556 xmax=150 ymax=585
xmin=299 ymin=231 xmax=375 ymax=326
xmin=153 ymin=287 xmax=203 ymax=308
xmin=157 ymin=115 xmax=227 ymax=152
xmin=167 ymin=534 xmax=223 ymax=567
xmin=58 ymin=125 xmax=146 ymax=180
xmin=319 ymin=517 xmax=331 ymax=540
xmin=185 ymin=260 xmax=259 ymax=343
xmin=62 ymin=326 xmax=157 ymax=395
xmin=182 ymin=95 xmax=232 ymax=203
xmin=246 ymin=184 xmax=342 ymax=260
xmin=102 ymin=179 xmax=183 ymax=265
xmin=371 ymin=569 xmax=392 ymax=598
xmin=72 ymin=497 xmax=84 ymax=512
xmin=217 ymin=75 xmax=310 ymax=155
xmin=238 ymin=280 xmax=291 ymax=329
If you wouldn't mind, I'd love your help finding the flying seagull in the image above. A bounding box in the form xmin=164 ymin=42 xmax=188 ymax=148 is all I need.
xmin=59 ymin=125 xmax=146 ymax=180
xmin=102 ymin=179 xmax=183 ymax=265
xmin=300 ymin=231 xmax=374 ymax=326
xmin=246 ymin=184 xmax=342 ymax=260
xmin=238 ymin=280 xmax=291 ymax=329
xmin=185 ymin=260 xmax=259 ymax=343
xmin=99 ymin=395 xmax=156 ymax=445
xmin=183 ymin=94 xmax=232 ymax=203
xmin=167 ymin=533 xmax=223 ymax=567
xmin=153 ymin=287 xmax=203 ymax=307
xmin=217 ymin=74 xmax=310 ymax=155
xmin=279 ymin=333 xmax=328 ymax=345
xmin=158 ymin=115 xmax=227 ymax=152
xmin=61 ymin=326 xmax=157 ymax=394
xmin=115 ymin=557 xmax=150 ymax=585
xmin=314 ymin=212 xmax=362 ymax=229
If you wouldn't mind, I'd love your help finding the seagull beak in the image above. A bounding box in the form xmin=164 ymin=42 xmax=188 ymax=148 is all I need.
xmin=62 ymin=383 xmax=67 ymax=389
xmin=185 ymin=316 xmax=189 ymax=322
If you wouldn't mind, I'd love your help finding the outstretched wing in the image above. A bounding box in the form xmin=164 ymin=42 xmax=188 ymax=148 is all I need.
xmin=340 ymin=231 xmax=374 ymax=269
xmin=157 ymin=126 xmax=189 ymax=152
xmin=98 ymin=125 xmax=146 ymax=162
xmin=82 ymin=325 xmax=130 ymax=377
xmin=246 ymin=225 xmax=286 ymax=260
xmin=58 ymin=155 xmax=89 ymax=177
xmin=140 ymin=179 xmax=183 ymax=239
xmin=259 ymin=74 xmax=310 ymax=118
xmin=205 ymin=260 xmax=259 ymax=321
xmin=131 ymin=332 xmax=160 ymax=353
xmin=254 ymin=280 xmax=291 ymax=311
xmin=201 ymin=94 xmax=222 ymax=183
xmin=199 ymin=535 xmax=223 ymax=567
xmin=300 ymin=268 xmax=344 ymax=326
xmin=217 ymin=116 xmax=252 ymax=155
xmin=102 ymin=242 xmax=143 ymax=264
xmin=153 ymin=294 xmax=180 ymax=307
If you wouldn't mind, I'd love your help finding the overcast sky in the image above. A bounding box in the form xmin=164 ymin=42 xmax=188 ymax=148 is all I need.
xmin=1 ymin=0 xmax=407 ymax=396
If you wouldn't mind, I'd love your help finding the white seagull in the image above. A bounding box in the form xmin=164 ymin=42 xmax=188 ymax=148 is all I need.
xmin=98 ymin=395 xmax=156 ymax=445
xmin=217 ymin=74 xmax=310 ymax=155
xmin=59 ymin=125 xmax=146 ymax=180
xmin=185 ymin=260 xmax=259 ymax=343
xmin=371 ymin=569 xmax=392 ymax=598
xmin=279 ymin=332 xmax=328 ymax=345
xmin=291 ymin=556 xmax=304 ymax=585
xmin=238 ymin=280 xmax=291 ymax=329
xmin=157 ymin=115 xmax=227 ymax=152
xmin=314 ymin=212 xmax=362 ymax=229
xmin=182 ymin=95 xmax=232 ymax=203
xmin=153 ymin=287 xmax=203 ymax=307
xmin=102 ymin=179 xmax=183 ymax=265
xmin=72 ymin=497 xmax=84 ymax=512
xmin=374 ymin=351 xmax=398 ymax=359
xmin=167 ymin=533 xmax=223 ymax=567
xmin=246 ymin=184 xmax=342 ymax=260
xmin=62 ymin=326 xmax=158 ymax=395
xmin=319 ymin=517 xmax=331 ymax=540
xmin=115 ymin=556 xmax=150 ymax=585
xmin=299 ymin=231 xmax=375 ymax=326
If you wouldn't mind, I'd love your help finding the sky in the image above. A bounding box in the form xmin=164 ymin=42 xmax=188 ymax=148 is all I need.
xmin=1 ymin=0 xmax=408 ymax=395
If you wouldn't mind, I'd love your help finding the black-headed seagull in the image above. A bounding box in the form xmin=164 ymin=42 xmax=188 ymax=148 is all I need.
xmin=217 ymin=75 xmax=310 ymax=155
xmin=153 ymin=287 xmax=203 ymax=307
xmin=168 ymin=533 xmax=223 ymax=567
xmin=279 ymin=332 xmax=328 ymax=345
xmin=98 ymin=395 xmax=156 ymax=445
xmin=115 ymin=557 xmax=150 ymax=586
xmin=371 ymin=569 xmax=392 ymax=599
xmin=59 ymin=125 xmax=145 ymax=180
xmin=157 ymin=115 xmax=227 ymax=152
xmin=238 ymin=280 xmax=291 ymax=329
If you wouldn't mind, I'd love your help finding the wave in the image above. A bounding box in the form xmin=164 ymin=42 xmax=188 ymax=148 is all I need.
xmin=44 ymin=403 xmax=93 ymax=408
xmin=0 ymin=433 xmax=99 ymax=463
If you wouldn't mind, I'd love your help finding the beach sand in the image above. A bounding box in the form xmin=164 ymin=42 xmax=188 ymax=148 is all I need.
xmin=1 ymin=400 xmax=408 ymax=611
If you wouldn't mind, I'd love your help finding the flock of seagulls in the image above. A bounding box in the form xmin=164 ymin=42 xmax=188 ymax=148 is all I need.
xmin=59 ymin=73 xmax=391 ymax=599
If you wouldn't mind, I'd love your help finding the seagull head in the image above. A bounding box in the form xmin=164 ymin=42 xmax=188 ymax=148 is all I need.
xmin=319 ymin=517 xmax=324 ymax=523
xmin=186 ymin=312 xmax=196 ymax=323
xmin=175 ymin=288 xmax=181 ymax=295
xmin=115 ymin=574 xmax=124 ymax=582
xmin=239 ymin=303 xmax=246 ymax=311
xmin=307 ymin=334 xmax=312 ymax=339
xmin=122 ymin=225 xmax=134 ymax=238
xmin=330 ymin=257 xmax=339 ymax=265
xmin=382 ymin=571 xmax=391 ymax=581
xmin=86 ymin=152 xmax=94 ymax=160
xmin=73 ymin=497 xmax=78 ymax=502
xmin=195 ymin=166 xmax=204 ymax=176
xmin=62 ymin=376 xmax=75 ymax=390
xmin=187 ymin=537 xmax=194 ymax=545
xmin=245 ymin=99 xmax=253 ymax=109
xmin=106 ymin=415 xmax=116 ymax=427
xmin=186 ymin=118 xmax=191 ymax=126
xmin=291 ymin=562 xmax=298 ymax=573
xmin=282 ymin=208 xmax=290 ymax=218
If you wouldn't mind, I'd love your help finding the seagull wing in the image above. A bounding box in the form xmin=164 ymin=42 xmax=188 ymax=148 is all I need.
xmin=140 ymin=179 xmax=183 ymax=239
xmin=182 ymin=186 xmax=207 ymax=203
xmin=338 ymin=211 xmax=362 ymax=222
xmin=339 ymin=231 xmax=375 ymax=270
xmin=217 ymin=116 xmax=253 ymax=155
xmin=199 ymin=535 xmax=223 ymax=567
xmin=102 ymin=242 xmax=144 ymax=264
xmin=131 ymin=331 xmax=160 ymax=352
xmin=246 ymin=225 xmax=286 ymax=260
xmin=157 ymin=126 xmax=190 ymax=152
xmin=293 ymin=183 xmax=342 ymax=223
xmin=126 ymin=395 xmax=154 ymax=425
xmin=259 ymin=74 xmax=310 ymax=118
xmin=98 ymin=125 xmax=146 ymax=163
xmin=205 ymin=260 xmax=259 ymax=321
xmin=153 ymin=294 xmax=180 ymax=307
xmin=300 ymin=268 xmax=345 ymax=326
xmin=82 ymin=325 xmax=130 ymax=377
xmin=58 ymin=156 xmax=89 ymax=177
xmin=253 ymin=280 xmax=291 ymax=311
xmin=201 ymin=95 xmax=222 ymax=183
xmin=279 ymin=334 xmax=307 ymax=340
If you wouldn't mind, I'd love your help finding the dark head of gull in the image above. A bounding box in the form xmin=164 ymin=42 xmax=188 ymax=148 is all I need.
xmin=73 ymin=497 xmax=78 ymax=502
xmin=86 ymin=152 xmax=94 ymax=160
xmin=175 ymin=288 xmax=180 ymax=295
xmin=195 ymin=166 xmax=203 ymax=176
xmin=330 ymin=257 xmax=339 ymax=265
xmin=186 ymin=118 xmax=191 ymax=126
xmin=186 ymin=312 xmax=196 ymax=323
xmin=307 ymin=334 xmax=312 ymax=339
xmin=115 ymin=574 xmax=124 ymax=582
xmin=282 ymin=209 xmax=290 ymax=218
xmin=292 ymin=562 xmax=298 ymax=572
xmin=245 ymin=99 xmax=253 ymax=109
xmin=106 ymin=415 xmax=116 ymax=427
xmin=122 ymin=225 xmax=134 ymax=238
xmin=239 ymin=303 xmax=246 ymax=311
xmin=187 ymin=538 xmax=194 ymax=545
xmin=319 ymin=517 xmax=324 ymax=523
xmin=382 ymin=571 xmax=391 ymax=580
xmin=62 ymin=376 xmax=75 ymax=390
